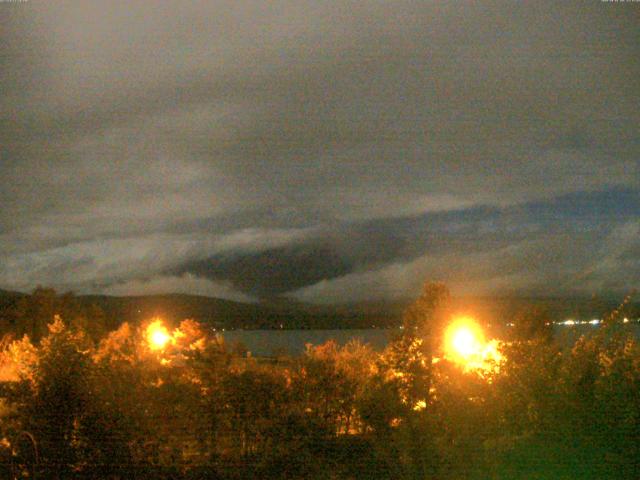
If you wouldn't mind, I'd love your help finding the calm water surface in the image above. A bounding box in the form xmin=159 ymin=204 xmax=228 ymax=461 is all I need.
xmin=221 ymin=328 xmax=400 ymax=356
xmin=221 ymin=324 xmax=640 ymax=357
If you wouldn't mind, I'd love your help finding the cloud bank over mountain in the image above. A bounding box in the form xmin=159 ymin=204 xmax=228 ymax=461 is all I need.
xmin=1 ymin=2 xmax=638 ymax=302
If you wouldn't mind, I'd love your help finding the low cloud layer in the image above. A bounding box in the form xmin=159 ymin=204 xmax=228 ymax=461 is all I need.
xmin=1 ymin=2 xmax=638 ymax=303
xmin=103 ymin=274 xmax=255 ymax=304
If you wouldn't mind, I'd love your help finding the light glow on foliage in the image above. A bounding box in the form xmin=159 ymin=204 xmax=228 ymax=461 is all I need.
xmin=413 ymin=399 xmax=427 ymax=411
xmin=146 ymin=319 xmax=171 ymax=350
xmin=444 ymin=316 xmax=502 ymax=373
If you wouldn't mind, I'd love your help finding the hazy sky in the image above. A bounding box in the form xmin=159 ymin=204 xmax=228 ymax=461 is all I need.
xmin=1 ymin=1 xmax=638 ymax=303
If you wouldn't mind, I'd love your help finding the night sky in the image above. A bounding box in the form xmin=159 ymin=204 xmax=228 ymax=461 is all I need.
xmin=1 ymin=2 xmax=638 ymax=304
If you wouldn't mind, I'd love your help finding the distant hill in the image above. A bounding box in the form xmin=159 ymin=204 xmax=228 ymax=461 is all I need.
xmin=0 ymin=289 xmax=25 ymax=298
xmin=0 ymin=288 xmax=638 ymax=333
xmin=79 ymin=293 xmax=404 ymax=330
xmin=0 ymin=289 xmax=401 ymax=331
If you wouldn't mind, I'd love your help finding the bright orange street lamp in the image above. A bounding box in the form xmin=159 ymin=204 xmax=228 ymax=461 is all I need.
xmin=445 ymin=316 xmax=485 ymax=363
xmin=443 ymin=316 xmax=502 ymax=373
xmin=146 ymin=319 xmax=171 ymax=350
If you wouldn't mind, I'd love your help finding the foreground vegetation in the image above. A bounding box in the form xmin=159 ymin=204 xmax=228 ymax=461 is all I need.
xmin=0 ymin=283 xmax=638 ymax=479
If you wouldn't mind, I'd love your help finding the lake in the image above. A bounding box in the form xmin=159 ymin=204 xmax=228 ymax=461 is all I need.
xmin=221 ymin=328 xmax=400 ymax=356
xmin=221 ymin=323 xmax=640 ymax=357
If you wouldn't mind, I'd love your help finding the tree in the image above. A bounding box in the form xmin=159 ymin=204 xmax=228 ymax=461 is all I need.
xmin=383 ymin=282 xmax=452 ymax=407
xmin=6 ymin=288 xmax=108 ymax=343
xmin=402 ymin=282 xmax=451 ymax=337
xmin=19 ymin=316 xmax=93 ymax=478
xmin=509 ymin=305 xmax=553 ymax=342
xmin=293 ymin=340 xmax=374 ymax=435
xmin=10 ymin=287 xmax=59 ymax=341
xmin=367 ymin=282 xmax=453 ymax=480
xmin=218 ymin=367 xmax=290 ymax=459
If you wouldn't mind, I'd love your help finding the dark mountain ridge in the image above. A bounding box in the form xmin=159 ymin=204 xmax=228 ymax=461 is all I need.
xmin=0 ymin=289 xmax=637 ymax=333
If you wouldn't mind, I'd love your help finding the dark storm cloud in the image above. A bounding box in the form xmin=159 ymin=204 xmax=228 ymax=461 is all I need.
xmin=172 ymin=188 xmax=640 ymax=300
xmin=1 ymin=1 xmax=638 ymax=302
xmin=174 ymin=241 xmax=354 ymax=297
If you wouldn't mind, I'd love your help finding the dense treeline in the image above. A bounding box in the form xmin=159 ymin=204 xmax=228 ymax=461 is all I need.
xmin=0 ymin=288 xmax=115 ymax=343
xmin=0 ymin=283 xmax=638 ymax=479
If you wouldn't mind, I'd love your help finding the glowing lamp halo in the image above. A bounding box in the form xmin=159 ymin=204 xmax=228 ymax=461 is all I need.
xmin=444 ymin=316 xmax=485 ymax=363
xmin=442 ymin=316 xmax=503 ymax=373
xmin=146 ymin=319 xmax=171 ymax=351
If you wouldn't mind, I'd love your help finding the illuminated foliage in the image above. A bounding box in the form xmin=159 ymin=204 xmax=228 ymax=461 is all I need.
xmin=0 ymin=285 xmax=637 ymax=479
